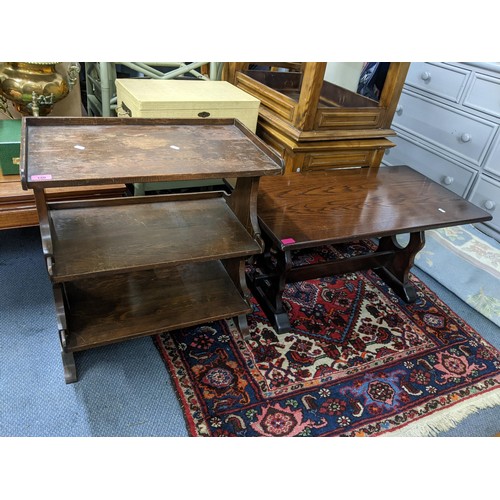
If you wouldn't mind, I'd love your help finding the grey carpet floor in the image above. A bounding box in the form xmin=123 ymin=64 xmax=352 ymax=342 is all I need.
xmin=1 ymin=226 xmax=498 ymax=437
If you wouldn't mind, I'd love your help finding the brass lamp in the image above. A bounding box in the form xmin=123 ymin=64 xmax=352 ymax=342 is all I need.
xmin=0 ymin=62 xmax=80 ymax=116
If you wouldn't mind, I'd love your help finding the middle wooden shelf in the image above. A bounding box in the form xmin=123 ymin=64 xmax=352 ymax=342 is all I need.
xmin=48 ymin=193 xmax=262 ymax=282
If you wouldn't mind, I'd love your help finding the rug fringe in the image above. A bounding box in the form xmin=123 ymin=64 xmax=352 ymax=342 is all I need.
xmin=386 ymin=388 xmax=500 ymax=437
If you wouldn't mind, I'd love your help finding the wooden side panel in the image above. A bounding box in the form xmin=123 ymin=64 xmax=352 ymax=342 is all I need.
xmin=302 ymin=150 xmax=378 ymax=170
xmin=234 ymin=72 xmax=296 ymax=122
xmin=315 ymin=108 xmax=382 ymax=129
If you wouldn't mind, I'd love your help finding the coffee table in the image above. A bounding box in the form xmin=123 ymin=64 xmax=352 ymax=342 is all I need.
xmin=247 ymin=165 xmax=492 ymax=333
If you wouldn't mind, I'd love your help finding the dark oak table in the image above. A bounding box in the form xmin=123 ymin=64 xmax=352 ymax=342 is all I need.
xmin=247 ymin=165 xmax=492 ymax=334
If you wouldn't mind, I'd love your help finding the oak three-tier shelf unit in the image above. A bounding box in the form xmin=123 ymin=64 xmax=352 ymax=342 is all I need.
xmin=20 ymin=116 xmax=282 ymax=383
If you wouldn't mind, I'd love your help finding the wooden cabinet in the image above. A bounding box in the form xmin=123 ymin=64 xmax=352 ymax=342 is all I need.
xmin=0 ymin=171 xmax=126 ymax=230
xmin=385 ymin=62 xmax=500 ymax=240
xmin=0 ymin=119 xmax=126 ymax=230
xmin=225 ymin=62 xmax=410 ymax=173
xmin=21 ymin=116 xmax=282 ymax=383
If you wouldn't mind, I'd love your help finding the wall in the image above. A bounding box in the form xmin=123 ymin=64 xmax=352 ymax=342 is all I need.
xmin=324 ymin=62 xmax=364 ymax=92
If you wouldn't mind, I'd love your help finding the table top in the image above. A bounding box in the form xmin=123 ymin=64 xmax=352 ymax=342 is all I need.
xmin=257 ymin=165 xmax=492 ymax=250
xmin=21 ymin=117 xmax=282 ymax=189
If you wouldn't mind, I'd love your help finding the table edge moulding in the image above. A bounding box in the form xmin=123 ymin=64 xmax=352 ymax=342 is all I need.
xmin=21 ymin=116 xmax=283 ymax=383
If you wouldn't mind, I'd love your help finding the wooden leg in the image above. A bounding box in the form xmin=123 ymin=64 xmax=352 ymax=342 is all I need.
xmin=246 ymin=275 xmax=292 ymax=334
xmin=246 ymin=241 xmax=293 ymax=334
xmin=374 ymin=231 xmax=426 ymax=303
xmin=222 ymin=257 xmax=255 ymax=305
xmin=61 ymin=350 xmax=77 ymax=384
xmin=220 ymin=257 xmax=254 ymax=338
xmin=235 ymin=314 xmax=250 ymax=341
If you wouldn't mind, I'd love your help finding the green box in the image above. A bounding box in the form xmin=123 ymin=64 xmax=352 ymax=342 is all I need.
xmin=0 ymin=119 xmax=22 ymax=175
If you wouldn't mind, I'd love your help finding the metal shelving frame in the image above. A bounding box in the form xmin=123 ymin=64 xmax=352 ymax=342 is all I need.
xmin=84 ymin=62 xmax=224 ymax=116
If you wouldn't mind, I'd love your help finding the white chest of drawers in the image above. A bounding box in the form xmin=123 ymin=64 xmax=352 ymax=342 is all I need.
xmin=384 ymin=62 xmax=500 ymax=240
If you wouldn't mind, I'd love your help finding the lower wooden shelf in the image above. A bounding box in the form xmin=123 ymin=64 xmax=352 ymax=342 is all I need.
xmin=62 ymin=259 xmax=250 ymax=351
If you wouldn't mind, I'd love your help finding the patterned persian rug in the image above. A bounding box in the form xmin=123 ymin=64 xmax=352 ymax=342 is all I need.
xmin=155 ymin=241 xmax=500 ymax=437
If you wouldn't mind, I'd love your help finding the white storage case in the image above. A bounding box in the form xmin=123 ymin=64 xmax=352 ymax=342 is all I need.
xmin=116 ymin=79 xmax=260 ymax=131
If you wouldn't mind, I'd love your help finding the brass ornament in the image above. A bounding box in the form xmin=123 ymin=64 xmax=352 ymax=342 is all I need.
xmin=0 ymin=62 xmax=80 ymax=116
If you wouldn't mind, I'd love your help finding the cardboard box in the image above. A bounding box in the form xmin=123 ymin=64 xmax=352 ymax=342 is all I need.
xmin=115 ymin=79 xmax=260 ymax=132
xmin=0 ymin=119 xmax=22 ymax=175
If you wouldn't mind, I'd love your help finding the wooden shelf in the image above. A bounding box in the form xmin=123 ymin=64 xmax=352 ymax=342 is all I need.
xmin=49 ymin=194 xmax=261 ymax=282
xmin=22 ymin=117 xmax=283 ymax=382
xmin=21 ymin=117 xmax=282 ymax=189
xmin=64 ymin=260 xmax=250 ymax=351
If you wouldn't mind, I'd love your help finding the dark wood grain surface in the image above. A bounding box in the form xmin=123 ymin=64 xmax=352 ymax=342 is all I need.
xmin=21 ymin=117 xmax=282 ymax=189
xmin=50 ymin=195 xmax=261 ymax=282
xmin=257 ymin=165 xmax=492 ymax=250
xmin=0 ymin=172 xmax=126 ymax=230
xmin=64 ymin=260 xmax=250 ymax=350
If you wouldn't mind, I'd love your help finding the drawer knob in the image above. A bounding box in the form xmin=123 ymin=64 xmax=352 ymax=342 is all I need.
xmin=420 ymin=71 xmax=431 ymax=81
xmin=484 ymin=200 xmax=496 ymax=210
xmin=460 ymin=133 xmax=472 ymax=143
xmin=396 ymin=104 xmax=403 ymax=115
xmin=198 ymin=111 xmax=211 ymax=118
xmin=442 ymin=176 xmax=454 ymax=185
